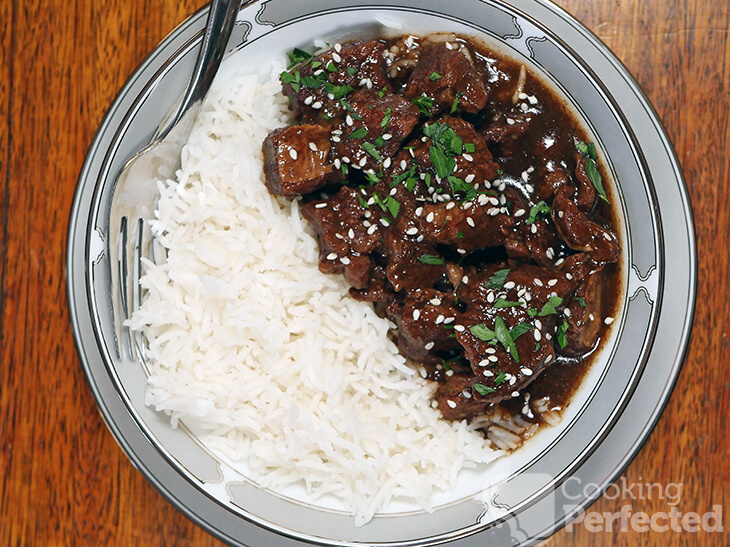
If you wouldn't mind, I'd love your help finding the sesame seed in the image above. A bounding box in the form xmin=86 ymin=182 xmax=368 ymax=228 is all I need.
xmin=447 ymin=399 xmax=457 ymax=408
xmin=327 ymin=253 xmax=338 ymax=260
xmin=545 ymin=354 xmax=553 ymax=363
xmin=340 ymin=257 xmax=350 ymax=265
xmin=417 ymin=235 xmax=425 ymax=243
xmin=400 ymin=159 xmax=408 ymax=170
xmin=367 ymin=225 xmax=377 ymax=235
xmin=566 ymin=273 xmax=573 ymax=280
xmin=304 ymin=96 xmax=314 ymax=105
xmin=520 ymin=103 xmax=529 ymax=112
xmin=503 ymin=281 xmax=516 ymax=290
xmin=332 ymin=136 xmax=341 ymax=143
xmin=315 ymin=202 xmax=327 ymax=209
xmin=462 ymin=390 xmax=473 ymax=399
xmin=435 ymin=314 xmax=445 ymax=324
xmin=425 ymin=341 xmax=435 ymax=350
xmin=530 ymin=223 xmax=538 ymax=234
xmin=605 ymin=317 xmax=615 ymax=325
xmin=446 ymin=369 xmax=454 ymax=377
xmin=462 ymin=275 xmax=469 ymax=284
xmin=415 ymin=207 xmax=423 ymax=217
xmin=488 ymin=355 xmax=498 ymax=363
xmin=359 ymin=156 xmax=367 ymax=167
xmin=334 ymin=43 xmax=342 ymax=52
xmin=589 ymin=313 xmax=595 ymax=321
xmin=457 ymin=248 xmax=467 ymax=254
xmin=483 ymin=370 xmax=494 ymax=377
xmin=486 ymin=347 xmax=496 ymax=354
xmin=511 ymin=391 xmax=520 ymax=398
xmin=546 ymin=248 xmax=554 ymax=260
xmin=413 ymin=309 xmax=421 ymax=320
xmin=444 ymin=317 xmax=455 ymax=324
xmin=521 ymin=367 xmax=533 ymax=376
xmin=466 ymin=216 xmax=475 ymax=227
xmin=506 ymin=118 xmax=515 ymax=125
xmin=535 ymin=319 xmax=543 ymax=330
xmin=382 ymin=133 xmax=392 ymax=140
xmin=342 ymin=156 xmax=351 ymax=164
xmin=406 ymin=227 xmax=418 ymax=236
xmin=558 ymin=210 xmax=564 ymax=219
xmin=564 ymin=308 xmax=572 ymax=317
xmin=519 ymin=92 xmax=528 ymax=100
xmin=465 ymin=174 xmax=475 ymax=183
xmin=479 ymin=359 xmax=489 ymax=368
xmin=548 ymin=279 xmax=558 ymax=287
xmin=312 ymin=101 xmax=323 ymax=109
xmin=332 ymin=52 xmax=342 ymax=63
xmin=454 ymin=325 xmax=465 ymax=332
xmin=463 ymin=153 xmax=474 ymax=162
xmin=515 ymin=209 xmax=526 ymax=217
xmin=289 ymin=149 xmax=298 ymax=160
xmin=534 ymin=329 xmax=542 ymax=341
xmin=478 ymin=194 xmax=489 ymax=205
xmin=534 ymin=278 xmax=543 ymax=286
xmin=347 ymin=228 xmax=355 ymax=239
xmin=346 ymin=115 xmax=353 ymax=126
xmin=389 ymin=187 xmax=397 ymax=196
xmin=528 ymin=95 xmax=538 ymax=105
xmin=489 ymin=208 xmax=500 ymax=216
xmin=487 ymin=292 xmax=495 ymax=303
xmin=555 ymin=258 xmax=565 ymax=266
xmin=380 ymin=219 xmax=390 ymax=227
xmin=446 ymin=201 xmax=456 ymax=210
xmin=383 ymin=157 xmax=392 ymax=168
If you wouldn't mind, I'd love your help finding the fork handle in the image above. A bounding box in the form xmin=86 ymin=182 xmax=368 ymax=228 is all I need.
xmin=168 ymin=0 xmax=245 ymax=132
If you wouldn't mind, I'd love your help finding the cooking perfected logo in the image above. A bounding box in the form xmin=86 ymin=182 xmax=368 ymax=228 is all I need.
xmin=562 ymin=477 xmax=724 ymax=534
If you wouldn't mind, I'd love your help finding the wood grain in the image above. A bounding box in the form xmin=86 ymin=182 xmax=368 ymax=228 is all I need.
xmin=0 ymin=0 xmax=727 ymax=545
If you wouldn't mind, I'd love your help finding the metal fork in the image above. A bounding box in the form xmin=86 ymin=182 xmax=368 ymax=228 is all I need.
xmin=108 ymin=0 xmax=245 ymax=360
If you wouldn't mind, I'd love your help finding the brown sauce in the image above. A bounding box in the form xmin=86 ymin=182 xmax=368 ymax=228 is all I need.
xmin=261 ymin=33 xmax=623 ymax=446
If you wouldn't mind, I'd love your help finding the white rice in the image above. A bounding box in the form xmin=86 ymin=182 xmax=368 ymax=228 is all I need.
xmin=128 ymin=69 xmax=501 ymax=525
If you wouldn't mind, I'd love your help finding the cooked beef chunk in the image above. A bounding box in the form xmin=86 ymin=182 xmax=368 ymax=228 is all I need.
xmin=301 ymin=186 xmax=380 ymax=288
xmin=282 ymin=40 xmax=391 ymax=124
xmin=263 ymin=124 xmax=336 ymax=196
xmin=329 ymin=88 xmax=420 ymax=172
xmin=559 ymin=267 xmax=605 ymax=356
xmin=404 ymin=44 xmax=488 ymax=115
xmin=551 ymin=185 xmax=620 ymax=263
xmin=387 ymin=289 xmax=462 ymax=362
xmin=574 ymin=153 xmax=597 ymax=211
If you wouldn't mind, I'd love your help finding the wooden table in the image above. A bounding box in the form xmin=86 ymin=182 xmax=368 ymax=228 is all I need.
xmin=1 ymin=0 xmax=727 ymax=545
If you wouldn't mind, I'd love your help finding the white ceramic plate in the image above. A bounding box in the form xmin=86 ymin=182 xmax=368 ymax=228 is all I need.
xmin=67 ymin=1 xmax=696 ymax=545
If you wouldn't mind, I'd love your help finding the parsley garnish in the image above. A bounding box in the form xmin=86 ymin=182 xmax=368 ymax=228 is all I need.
xmin=413 ymin=95 xmax=434 ymax=115
xmin=486 ymin=269 xmax=510 ymax=289
xmin=346 ymin=66 xmax=358 ymax=77
xmin=576 ymin=297 xmax=586 ymax=308
xmin=510 ymin=321 xmax=533 ymax=340
xmin=470 ymin=323 xmax=496 ymax=342
xmin=349 ymin=127 xmax=368 ymax=140
xmin=324 ymin=82 xmax=353 ymax=99
xmin=557 ymin=320 xmax=569 ymax=349
xmin=429 ymin=72 xmax=442 ymax=81
xmin=494 ymin=298 xmax=522 ymax=308
xmin=494 ymin=371 xmax=507 ymax=385
xmin=494 ymin=316 xmax=520 ymax=363
xmin=361 ymin=142 xmax=382 ymax=162
xmin=386 ymin=196 xmax=400 ymax=219
xmin=577 ymin=141 xmax=609 ymax=203
xmin=538 ymin=295 xmax=563 ymax=317
xmin=380 ymin=107 xmax=392 ymax=129
xmin=450 ymin=91 xmax=464 ymax=114
xmin=418 ymin=254 xmax=444 ymax=265
xmin=474 ymin=383 xmax=495 ymax=396
xmin=286 ymin=48 xmax=314 ymax=69
xmin=526 ymin=201 xmax=551 ymax=225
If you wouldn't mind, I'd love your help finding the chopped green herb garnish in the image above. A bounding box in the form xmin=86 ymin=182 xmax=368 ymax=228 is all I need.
xmin=450 ymin=91 xmax=464 ymax=114
xmin=385 ymin=196 xmax=400 ymax=219
xmin=326 ymin=60 xmax=338 ymax=72
xmin=494 ymin=298 xmax=522 ymax=308
xmin=430 ymin=146 xmax=456 ymax=179
xmin=526 ymin=201 xmax=551 ymax=225
xmin=324 ymin=82 xmax=353 ymax=99
xmin=557 ymin=320 xmax=569 ymax=349
xmin=456 ymin=231 xmax=464 ymax=238
xmin=474 ymin=383 xmax=495 ymax=396
xmin=349 ymin=127 xmax=368 ymax=140
xmin=576 ymin=297 xmax=587 ymax=308
xmin=510 ymin=322 xmax=533 ymax=340
xmin=413 ymin=95 xmax=434 ymax=115
xmin=346 ymin=66 xmax=358 ymax=77
xmin=361 ymin=142 xmax=382 ymax=162
xmin=374 ymin=136 xmax=385 ymax=148
xmin=286 ymin=48 xmax=314 ymax=69
xmin=380 ymin=107 xmax=392 ymax=129
xmin=494 ymin=316 xmax=519 ymax=363
xmin=494 ymin=371 xmax=507 ymax=385
xmin=486 ymin=269 xmax=511 ymax=289
xmin=429 ymin=72 xmax=442 ymax=81
xmin=464 ymin=142 xmax=476 ymax=153
xmin=470 ymin=323 xmax=496 ymax=342
xmin=577 ymin=141 xmax=609 ymax=203
xmin=538 ymin=295 xmax=564 ymax=317
xmin=378 ymin=87 xmax=387 ymax=98
xmin=418 ymin=254 xmax=444 ymax=265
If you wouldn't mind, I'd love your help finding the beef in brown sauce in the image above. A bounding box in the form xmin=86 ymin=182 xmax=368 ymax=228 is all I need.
xmin=262 ymin=34 xmax=622 ymax=445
